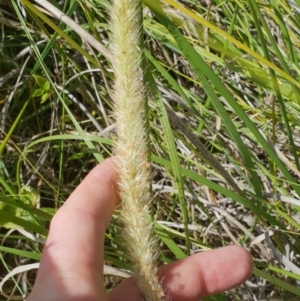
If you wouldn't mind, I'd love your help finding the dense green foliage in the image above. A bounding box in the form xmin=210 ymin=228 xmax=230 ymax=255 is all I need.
xmin=1 ymin=0 xmax=300 ymax=299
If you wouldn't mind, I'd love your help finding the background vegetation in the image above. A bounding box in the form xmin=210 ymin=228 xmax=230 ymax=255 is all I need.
xmin=1 ymin=0 xmax=300 ymax=300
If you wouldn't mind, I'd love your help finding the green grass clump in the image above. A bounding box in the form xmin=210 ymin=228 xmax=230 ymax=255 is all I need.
xmin=1 ymin=0 xmax=300 ymax=299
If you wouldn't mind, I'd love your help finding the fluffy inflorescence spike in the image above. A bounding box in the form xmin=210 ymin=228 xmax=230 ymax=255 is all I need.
xmin=110 ymin=0 xmax=166 ymax=300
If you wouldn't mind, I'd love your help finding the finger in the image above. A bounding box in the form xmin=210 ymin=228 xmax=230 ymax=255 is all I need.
xmin=28 ymin=157 xmax=119 ymax=301
xmin=108 ymin=245 xmax=253 ymax=301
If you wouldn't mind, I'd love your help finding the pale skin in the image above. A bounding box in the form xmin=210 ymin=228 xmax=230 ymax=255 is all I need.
xmin=27 ymin=157 xmax=253 ymax=301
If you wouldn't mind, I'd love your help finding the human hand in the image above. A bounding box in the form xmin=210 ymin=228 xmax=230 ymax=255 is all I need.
xmin=26 ymin=157 xmax=253 ymax=301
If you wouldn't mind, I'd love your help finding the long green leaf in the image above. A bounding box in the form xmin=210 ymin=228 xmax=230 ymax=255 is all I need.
xmin=0 ymin=246 xmax=41 ymax=260
xmin=254 ymin=267 xmax=300 ymax=296
xmin=144 ymin=0 xmax=300 ymax=198
xmin=145 ymin=63 xmax=191 ymax=254
xmin=0 ymin=211 xmax=47 ymax=235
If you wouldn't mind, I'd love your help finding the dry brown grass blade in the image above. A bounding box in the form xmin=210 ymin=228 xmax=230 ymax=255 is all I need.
xmin=33 ymin=0 xmax=112 ymax=61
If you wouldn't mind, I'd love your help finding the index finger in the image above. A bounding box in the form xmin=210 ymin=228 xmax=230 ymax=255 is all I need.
xmin=30 ymin=157 xmax=119 ymax=300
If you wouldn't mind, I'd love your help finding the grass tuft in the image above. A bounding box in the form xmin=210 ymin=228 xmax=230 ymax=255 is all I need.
xmin=1 ymin=0 xmax=300 ymax=299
